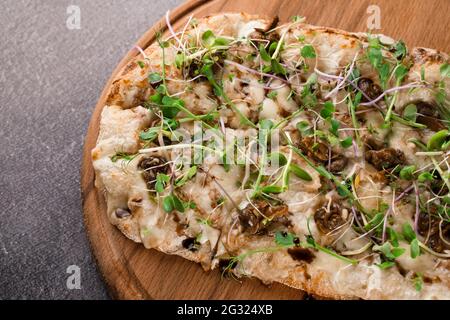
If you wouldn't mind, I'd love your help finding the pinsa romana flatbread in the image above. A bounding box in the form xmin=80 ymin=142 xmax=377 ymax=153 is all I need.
xmin=92 ymin=13 xmax=450 ymax=299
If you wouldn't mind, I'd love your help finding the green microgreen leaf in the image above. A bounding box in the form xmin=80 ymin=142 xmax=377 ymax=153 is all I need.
xmin=268 ymin=41 xmax=278 ymax=56
xmin=267 ymin=91 xmax=278 ymax=99
xmin=187 ymin=201 xmax=197 ymax=209
xmin=421 ymin=66 xmax=426 ymax=81
xmin=340 ymin=136 xmax=353 ymax=148
xmin=148 ymin=72 xmax=162 ymax=84
xmin=376 ymin=261 xmax=396 ymax=270
xmin=320 ymin=101 xmax=335 ymax=119
xmin=274 ymin=231 xmax=296 ymax=247
xmin=137 ymin=61 xmax=145 ymax=69
xmin=399 ymin=165 xmax=416 ymax=180
xmin=175 ymin=195 xmax=186 ymax=212
xmin=296 ymin=121 xmax=313 ymax=136
xmin=148 ymin=93 xmax=163 ymax=104
xmin=364 ymin=212 xmax=384 ymax=231
xmin=394 ymin=40 xmax=407 ymax=61
xmin=213 ymin=37 xmax=229 ymax=46
xmin=261 ymin=185 xmax=284 ymax=194
xmin=269 ymin=152 xmax=287 ymax=166
xmin=140 ymin=117 xmax=179 ymax=141
xmin=367 ymin=37 xmax=392 ymax=89
xmin=289 ymin=163 xmax=313 ymax=181
xmin=440 ymin=62 xmax=450 ymax=78
xmin=354 ymin=91 xmax=363 ymax=106
xmin=408 ymin=138 xmax=427 ymax=151
xmin=162 ymin=194 xmax=185 ymax=213
xmin=110 ymin=152 xmax=133 ymax=163
xmin=301 ymin=79 xmax=318 ymax=108
xmin=392 ymin=247 xmax=406 ymax=258
xmin=162 ymin=195 xmax=174 ymax=212
xmin=139 ymin=127 xmax=159 ymax=141
xmin=387 ymin=227 xmax=400 ymax=247
xmin=368 ymin=37 xmax=383 ymax=68
xmin=175 ymin=53 xmax=185 ymax=69
xmin=175 ymin=166 xmax=198 ymax=187
xmin=315 ymin=165 xmax=333 ymax=180
xmin=413 ymin=273 xmax=423 ymax=291
xmin=402 ymin=223 xmax=416 ymax=243
xmin=161 ymin=95 xmax=185 ymax=118
xmin=418 ymin=172 xmax=434 ymax=183
xmin=271 ymin=59 xmax=287 ymax=76
xmin=378 ymin=63 xmax=390 ymax=88
xmin=259 ymin=44 xmax=271 ymax=62
xmin=156 ymin=84 xmax=167 ymax=94
xmin=329 ymin=118 xmax=340 ymax=137
xmin=303 ymin=235 xmax=358 ymax=265
xmin=395 ymin=64 xmax=409 ymax=82
xmin=443 ymin=196 xmax=450 ymax=205
xmin=349 ymin=68 xmax=361 ymax=82
xmin=436 ymin=87 xmax=446 ymax=106
xmin=410 ymin=238 xmax=420 ymax=259
xmin=201 ymin=30 xmax=215 ymax=46
xmin=259 ymin=119 xmax=274 ymax=130
xmin=301 ymin=44 xmax=316 ymax=58
xmin=155 ymin=173 xmax=170 ymax=193
xmin=373 ymin=242 xmax=405 ymax=260
xmin=427 ymin=129 xmax=450 ymax=151
xmin=403 ymin=104 xmax=417 ymax=122
xmin=336 ymin=184 xmax=351 ymax=198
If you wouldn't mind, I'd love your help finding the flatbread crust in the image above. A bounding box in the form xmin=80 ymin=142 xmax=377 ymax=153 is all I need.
xmin=92 ymin=13 xmax=450 ymax=299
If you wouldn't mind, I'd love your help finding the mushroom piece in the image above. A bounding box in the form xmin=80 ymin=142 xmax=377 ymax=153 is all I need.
xmin=314 ymin=203 xmax=346 ymax=234
xmin=329 ymin=155 xmax=348 ymax=174
xmin=298 ymin=136 xmax=348 ymax=173
xmin=414 ymin=101 xmax=446 ymax=132
xmin=186 ymin=59 xmax=203 ymax=79
xmin=298 ymin=136 xmax=330 ymax=163
xmin=218 ymin=258 xmax=237 ymax=276
xmin=357 ymin=78 xmax=383 ymax=102
xmin=249 ymin=16 xmax=280 ymax=42
xmin=427 ymin=228 xmax=450 ymax=253
xmin=417 ymin=209 xmax=450 ymax=253
xmin=239 ymin=200 xmax=290 ymax=234
xmin=182 ymin=237 xmax=200 ymax=252
xmin=431 ymin=177 xmax=449 ymax=196
xmin=363 ymin=135 xmax=386 ymax=151
xmin=365 ymin=148 xmax=406 ymax=170
xmin=287 ymin=247 xmax=315 ymax=263
xmin=138 ymin=156 xmax=170 ymax=191
xmin=114 ymin=208 xmax=131 ymax=219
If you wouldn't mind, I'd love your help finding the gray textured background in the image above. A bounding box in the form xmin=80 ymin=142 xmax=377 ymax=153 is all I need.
xmin=0 ymin=0 xmax=183 ymax=299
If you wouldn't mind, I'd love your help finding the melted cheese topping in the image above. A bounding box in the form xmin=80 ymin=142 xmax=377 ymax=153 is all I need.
xmin=93 ymin=13 xmax=450 ymax=299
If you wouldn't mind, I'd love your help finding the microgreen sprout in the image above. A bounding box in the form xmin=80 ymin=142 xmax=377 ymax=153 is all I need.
xmin=201 ymin=62 xmax=256 ymax=128
xmin=251 ymin=119 xmax=273 ymax=197
xmin=162 ymin=193 xmax=185 ymax=213
xmin=110 ymin=152 xmax=136 ymax=163
xmin=413 ymin=273 xmax=423 ymax=291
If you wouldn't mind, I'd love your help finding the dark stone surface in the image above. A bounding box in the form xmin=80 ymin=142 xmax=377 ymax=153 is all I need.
xmin=0 ymin=0 xmax=183 ymax=299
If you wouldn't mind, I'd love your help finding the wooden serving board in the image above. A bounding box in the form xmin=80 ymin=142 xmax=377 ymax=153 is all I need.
xmin=81 ymin=0 xmax=450 ymax=300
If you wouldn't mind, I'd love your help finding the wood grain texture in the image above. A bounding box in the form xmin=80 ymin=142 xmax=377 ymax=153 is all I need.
xmin=81 ymin=0 xmax=450 ymax=300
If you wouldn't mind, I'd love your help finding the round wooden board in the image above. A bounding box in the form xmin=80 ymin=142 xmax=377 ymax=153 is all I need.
xmin=81 ymin=0 xmax=450 ymax=300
